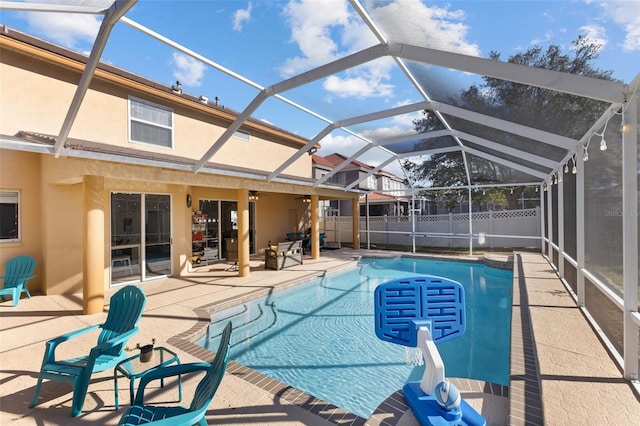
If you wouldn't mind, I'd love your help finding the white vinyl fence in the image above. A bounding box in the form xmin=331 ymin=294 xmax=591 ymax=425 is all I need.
xmin=322 ymin=208 xmax=541 ymax=250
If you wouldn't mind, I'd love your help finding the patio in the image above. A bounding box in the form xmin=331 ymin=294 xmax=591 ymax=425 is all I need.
xmin=1 ymin=249 xmax=638 ymax=425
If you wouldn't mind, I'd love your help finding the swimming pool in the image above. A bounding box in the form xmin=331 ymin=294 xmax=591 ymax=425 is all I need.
xmin=197 ymin=257 xmax=513 ymax=419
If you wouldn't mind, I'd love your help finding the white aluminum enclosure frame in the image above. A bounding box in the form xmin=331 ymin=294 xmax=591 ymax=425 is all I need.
xmin=0 ymin=0 xmax=638 ymax=384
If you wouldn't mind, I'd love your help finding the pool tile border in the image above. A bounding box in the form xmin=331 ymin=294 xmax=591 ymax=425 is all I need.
xmin=168 ymin=254 xmax=515 ymax=425
xmin=359 ymin=252 xmax=513 ymax=270
xmin=508 ymin=253 xmax=544 ymax=426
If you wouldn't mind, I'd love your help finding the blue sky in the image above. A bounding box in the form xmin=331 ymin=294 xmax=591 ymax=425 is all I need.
xmin=1 ymin=0 xmax=638 ymax=175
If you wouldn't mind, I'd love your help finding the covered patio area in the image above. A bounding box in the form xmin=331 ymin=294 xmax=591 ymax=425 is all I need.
xmin=2 ymin=249 xmax=638 ymax=425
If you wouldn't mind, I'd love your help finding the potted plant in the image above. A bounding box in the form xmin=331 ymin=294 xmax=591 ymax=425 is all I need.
xmin=126 ymin=338 xmax=156 ymax=363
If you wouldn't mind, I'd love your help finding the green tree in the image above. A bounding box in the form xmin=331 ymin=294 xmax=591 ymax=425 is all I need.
xmin=403 ymin=35 xmax=616 ymax=210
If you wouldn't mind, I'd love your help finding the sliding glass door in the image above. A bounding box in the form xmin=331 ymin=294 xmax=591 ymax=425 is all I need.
xmin=111 ymin=193 xmax=171 ymax=285
xmin=144 ymin=194 xmax=171 ymax=278
xmin=197 ymin=199 xmax=255 ymax=263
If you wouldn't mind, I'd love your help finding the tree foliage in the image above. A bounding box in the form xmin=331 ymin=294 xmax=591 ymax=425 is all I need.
xmin=403 ymin=35 xmax=616 ymax=210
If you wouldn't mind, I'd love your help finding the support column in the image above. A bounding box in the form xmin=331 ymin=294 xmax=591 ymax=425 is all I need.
xmin=237 ymin=189 xmax=250 ymax=277
xmin=539 ymin=186 xmax=545 ymax=253
xmin=365 ymin=195 xmax=370 ymax=250
xmin=174 ymin=184 xmax=191 ymax=276
xmin=547 ymin=180 xmax=553 ymax=261
xmin=352 ymin=198 xmax=360 ymax=250
xmin=558 ymin=172 xmax=565 ymax=278
xmin=622 ymin=95 xmax=638 ymax=381
xmin=311 ymin=195 xmax=320 ymax=259
xmin=83 ymin=175 xmax=105 ymax=315
xmin=576 ymin=151 xmax=585 ymax=306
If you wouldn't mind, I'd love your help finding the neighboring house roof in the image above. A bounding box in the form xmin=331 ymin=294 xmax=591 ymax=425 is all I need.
xmin=360 ymin=192 xmax=411 ymax=202
xmin=311 ymin=154 xmax=335 ymax=169
xmin=313 ymin=153 xmax=405 ymax=182
xmin=321 ymin=153 xmax=373 ymax=171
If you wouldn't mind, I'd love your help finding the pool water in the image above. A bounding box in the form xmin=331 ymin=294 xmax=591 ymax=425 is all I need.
xmin=198 ymin=257 xmax=513 ymax=419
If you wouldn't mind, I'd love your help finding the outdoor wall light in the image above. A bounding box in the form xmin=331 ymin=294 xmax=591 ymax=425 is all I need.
xmin=248 ymin=191 xmax=259 ymax=201
xmin=302 ymin=195 xmax=311 ymax=203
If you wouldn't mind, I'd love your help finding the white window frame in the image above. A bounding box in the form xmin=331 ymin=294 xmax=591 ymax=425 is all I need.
xmin=366 ymin=175 xmax=377 ymax=190
xmin=233 ymin=130 xmax=251 ymax=141
xmin=128 ymin=97 xmax=174 ymax=148
xmin=0 ymin=190 xmax=20 ymax=242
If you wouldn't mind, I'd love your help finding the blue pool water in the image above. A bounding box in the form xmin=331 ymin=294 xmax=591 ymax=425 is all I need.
xmin=198 ymin=257 xmax=513 ymax=418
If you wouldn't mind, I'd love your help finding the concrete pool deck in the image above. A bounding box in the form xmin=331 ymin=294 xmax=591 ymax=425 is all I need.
xmin=1 ymin=249 xmax=638 ymax=425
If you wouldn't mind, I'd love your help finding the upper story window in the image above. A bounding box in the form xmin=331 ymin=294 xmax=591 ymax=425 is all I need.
xmin=0 ymin=190 xmax=19 ymax=242
xmin=129 ymin=97 xmax=173 ymax=148
xmin=365 ymin=175 xmax=377 ymax=190
xmin=382 ymin=176 xmax=404 ymax=191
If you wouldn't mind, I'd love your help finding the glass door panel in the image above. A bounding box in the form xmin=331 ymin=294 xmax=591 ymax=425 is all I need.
xmin=111 ymin=192 xmax=172 ymax=286
xmin=221 ymin=201 xmax=238 ymax=260
xmin=196 ymin=200 xmax=220 ymax=263
xmin=144 ymin=194 xmax=171 ymax=278
xmin=249 ymin=201 xmax=255 ymax=254
xmin=111 ymin=193 xmax=141 ymax=284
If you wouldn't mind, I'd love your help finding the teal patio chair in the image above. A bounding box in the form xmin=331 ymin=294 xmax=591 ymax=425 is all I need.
xmin=0 ymin=255 xmax=36 ymax=306
xmin=118 ymin=321 xmax=232 ymax=426
xmin=303 ymin=233 xmax=326 ymax=252
xmin=30 ymin=285 xmax=146 ymax=416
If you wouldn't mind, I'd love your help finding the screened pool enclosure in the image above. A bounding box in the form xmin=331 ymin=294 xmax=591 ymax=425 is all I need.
xmin=1 ymin=0 xmax=638 ymax=387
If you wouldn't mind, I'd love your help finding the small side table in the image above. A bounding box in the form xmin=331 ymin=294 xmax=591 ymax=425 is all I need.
xmin=114 ymin=346 xmax=182 ymax=410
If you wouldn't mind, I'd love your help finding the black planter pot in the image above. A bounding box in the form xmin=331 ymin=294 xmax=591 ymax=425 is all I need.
xmin=139 ymin=344 xmax=154 ymax=363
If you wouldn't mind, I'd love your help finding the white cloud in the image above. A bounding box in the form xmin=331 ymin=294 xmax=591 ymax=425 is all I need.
xmin=172 ymin=52 xmax=206 ymax=87
xmin=323 ymin=71 xmax=394 ymax=99
xmin=317 ymin=133 xmax=363 ymax=157
xmin=232 ymin=2 xmax=253 ymax=32
xmin=25 ymin=11 xmax=101 ymax=49
xmin=279 ymin=0 xmax=355 ymax=76
xmin=531 ymin=30 xmax=557 ymax=47
xmin=370 ymin=0 xmax=480 ymax=56
xmin=590 ymin=0 xmax=640 ymax=51
xmin=280 ymin=0 xmax=479 ymax=101
xmin=578 ymin=24 xmax=608 ymax=50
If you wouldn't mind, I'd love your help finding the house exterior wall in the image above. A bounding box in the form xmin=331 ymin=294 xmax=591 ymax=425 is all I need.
xmin=0 ymin=46 xmax=311 ymax=177
xmin=0 ymin=31 xmax=358 ymax=308
xmin=0 ymin=150 xmax=43 ymax=293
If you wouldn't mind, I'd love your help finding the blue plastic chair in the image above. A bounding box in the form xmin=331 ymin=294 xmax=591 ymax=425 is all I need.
xmin=30 ymin=285 xmax=146 ymax=416
xmin=0 ymin=255 xmax=36 ymax=306
xmin=118 ymin=322 xmax=232 ymax=426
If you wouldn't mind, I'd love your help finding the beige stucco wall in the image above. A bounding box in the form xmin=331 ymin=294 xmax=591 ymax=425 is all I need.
xmin=0 ymin=34 xmax=358 ymax=304
xmin=0 ymin=47 xmax=312 ymax=178
xmin=0 ymin=150 xmax=43 ymax=293
xmin=0 ymin=50 xmax=77 ymax=138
